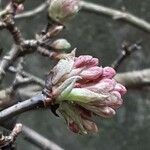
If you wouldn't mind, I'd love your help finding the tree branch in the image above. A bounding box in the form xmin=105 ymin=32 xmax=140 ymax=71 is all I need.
xmin=22 ymin=125 xmax=64 ymax=150
xmin=15 ymin=1 xmax=48 ymax=19
xmin=0 ymin=123 xmax=22 ymax=149
xmin=115 ymin=69 xmax=150 ymax=88
xmin=8 ymin=66 xmax=45 ymax=86
xmin=1 ymin=122 xmax=64 ymax=150
xmin=0 ymin=94 xmax=44 ymax=123
xmin=80 ymin=1 xmax=150 ymax=32
xmin=111 ymin=40 xmax=142 ymax=70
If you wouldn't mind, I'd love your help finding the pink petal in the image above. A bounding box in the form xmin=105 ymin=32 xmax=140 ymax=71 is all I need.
xmin=94 ymin=106 xmax=116 ymax=118
xmin=84 ymin=79 xmax=116 ymax=93
xmin=102 ymin=67 xmax=116 ymax=79
xmin=80 ymin=66 xmax=103 ymax=81
xmin=114 ymin=83 xmax=127 ymax=96
xmin=108 ymin=91 xmax=123 ymax=109
xmin=82 ymin=119 xmax=98 ymax=133
xmin=74 ymin=55 xmax=99 ymax=68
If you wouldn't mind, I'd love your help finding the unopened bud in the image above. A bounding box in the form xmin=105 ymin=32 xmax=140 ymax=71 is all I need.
xmin=102 ymin=67 xmax=116 ymax=79
xmin=48 ymin=0 xmax=80 ymax=24
xmin=51 ymin=39 xmax=71 ymax=50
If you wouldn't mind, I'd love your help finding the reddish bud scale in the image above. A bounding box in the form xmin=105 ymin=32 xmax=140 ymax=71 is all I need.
xmin=69 ymin=121 xmax=80 ymax=133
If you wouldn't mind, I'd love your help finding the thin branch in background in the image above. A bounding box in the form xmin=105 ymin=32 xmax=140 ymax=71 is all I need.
xmin=0 ymin=0 xmax=1 ymax=9
xmin=8 ymin=66 xmax=45 ymax=86
xmin=115 ymin=69 xmax=150 ymax=88
xmin=22 ymin=125 xmax=64 ymax=150
xmin=15 ymin=1 xmax=48 ymax=19
xmin=1 ymin=123 xmax=64 ymax=150
xmin=111 ymin=40 xmax=142 ymax=70
xmin=9 ymin=58 xmax=24 ymax=92
xmin=80 ymin=1 xmax=150 ymax=32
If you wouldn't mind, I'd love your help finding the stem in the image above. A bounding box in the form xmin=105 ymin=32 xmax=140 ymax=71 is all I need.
xmin=0 ymin=94 xmax=44 ymax=123
xmin=81 ymin=1 xmax=150 ymax=32
xmin=22 ymin=125 xmax=64 ymax=150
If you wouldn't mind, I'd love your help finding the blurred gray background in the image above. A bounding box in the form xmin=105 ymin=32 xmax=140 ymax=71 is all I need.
xmin=1 ymin=0 xmax=150 ymax=150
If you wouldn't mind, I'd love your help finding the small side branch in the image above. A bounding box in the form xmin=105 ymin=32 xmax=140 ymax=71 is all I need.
xmin=15 ymin=2 xmax=48 ymax=19
xmin=0 ymin=123 xmax=22 ymax=149
xmin=0 ymin=45 xmax=19 ymax=80
xmin=111 ymin=40 xmax=142 ymax=70
xmin=8 ymin=66 xmax=45 ymax=86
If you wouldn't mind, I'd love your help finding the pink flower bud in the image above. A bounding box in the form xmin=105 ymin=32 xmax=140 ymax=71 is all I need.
xmin=82 ymin=119 xmax=98 ymax=133
xmin=49 ymin=52 xmax=127 ymax=134
xmin=74 ymin=55 xmax=99 ymax=68
xmin=98 ymin=107 xmax=116 ymax=118
xmin=84 ymin=79 xmax=116 ymax=93
xmin=80 ymin=66 xmax=103 ymax=81
xmin=51 ymin=39 xmax=71 ymax=51
xmin=87 ymin=91 xmax=123 ymax=109
xmin=108 ymin=91 xmax=123 ymax=109
xmin=102 ymin=67 xmax=116 ymax=79
xmin=48 ymin=0 xmax=80 ymax=24
xmin=114 ymin=83 xmax=127 ymax=96
xmin=84 ymin=105 xmax=116 ymax=118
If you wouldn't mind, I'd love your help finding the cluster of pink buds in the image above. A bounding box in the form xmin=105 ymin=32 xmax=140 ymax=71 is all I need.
xmin=50 ymin=51 xmax=126 ymax=134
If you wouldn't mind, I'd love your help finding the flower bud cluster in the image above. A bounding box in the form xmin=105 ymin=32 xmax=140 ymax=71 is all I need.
xmin=50 ymin=51 xmax=126 ymax=134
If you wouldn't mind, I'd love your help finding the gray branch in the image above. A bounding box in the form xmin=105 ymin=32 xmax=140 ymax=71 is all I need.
xmin=22 ymin=125 xmax=64 ymax=150
xmin=15 ymin=2 xmax=48 ymax=19
xmin=81 ymin=1 xmax=150 ymax=32
xmin=0 ymin=94 xmax=44 ymax=122
xmin=115 ymin=69 xmax=150 ymax=88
